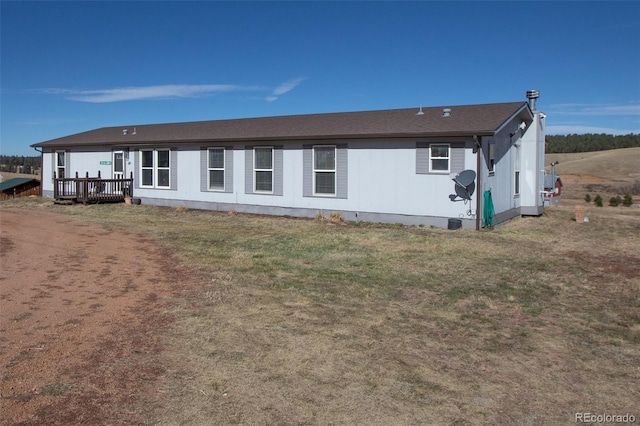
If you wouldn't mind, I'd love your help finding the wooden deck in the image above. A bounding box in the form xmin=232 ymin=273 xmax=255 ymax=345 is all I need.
xmin=53 ymin=171 xmax=133 ymax=204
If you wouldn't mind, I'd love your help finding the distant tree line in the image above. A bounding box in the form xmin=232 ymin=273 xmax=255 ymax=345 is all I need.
xmin=546 ymin=134 xmax=640 ymax=153
xmin=0 ymin=155 xmax=41 ymax=174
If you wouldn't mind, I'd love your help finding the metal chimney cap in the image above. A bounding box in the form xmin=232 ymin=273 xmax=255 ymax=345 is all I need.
xmin=442 ymin=108 xmax=451 ymax=117
xmin=526 ymin=90 xmax=540 ymax=99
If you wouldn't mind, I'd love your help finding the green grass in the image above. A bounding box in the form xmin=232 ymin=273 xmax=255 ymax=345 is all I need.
xmin=2 ymin=196 xmax=639 ymax=424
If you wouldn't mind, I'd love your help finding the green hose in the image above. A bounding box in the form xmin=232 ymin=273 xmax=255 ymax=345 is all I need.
xmin=483 ymin=190 xmax=495 ymax=228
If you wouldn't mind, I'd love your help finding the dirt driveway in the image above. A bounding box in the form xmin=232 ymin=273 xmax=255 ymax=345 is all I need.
xmin=0 ymin=209 xmax=180 ymax=425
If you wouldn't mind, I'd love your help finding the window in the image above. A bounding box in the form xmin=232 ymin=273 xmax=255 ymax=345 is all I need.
xmin=514 ymin=146 xmax=520 ymax=195
xmin=141 ymin=149 xmax=171 ymax=188
xmin=207 ymin=148 xmax=225 ymax=191
xmin=429 ymin=144 xmax=450 ymax=172
xmin=141 ymin=150 xmax=154 ymax=186
xmin=489 ymin=143 xmax=496 ymax=175
xmin=303 ymin=144 xmax=347 ymax=198
xmin=254 ymin=147 xmax=273 ymax=193
xmin=55 ymin=151 xmax=65 ymax=178
xmin=313 ymin=146 xmax=336 ymax=195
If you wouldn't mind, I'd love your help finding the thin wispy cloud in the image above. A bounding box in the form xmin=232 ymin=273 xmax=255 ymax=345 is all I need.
xmin=34 ymin=84 xmax=256 ymax=103
xmin=265 ymin=77 xmax=306 ymax=102
xmin=32 ymin=79 xmax=305 ymax=103
xmin=548 ymin=102 xmax=640 ymax=116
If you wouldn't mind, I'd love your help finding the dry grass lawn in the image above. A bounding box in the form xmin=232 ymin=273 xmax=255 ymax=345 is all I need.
xmin=2 ymin=179 xmax=638 ymax=424
xmin=546 ymin=147 xmax=640 ymax=182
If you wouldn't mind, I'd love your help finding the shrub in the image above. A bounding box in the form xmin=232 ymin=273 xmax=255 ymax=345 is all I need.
xmin=328 ymin=212 xmax=344 ymax=224
xmin=609 ymin=196 xmax=622 ymax=207
xmin=593 ymin=195 xmax=603 ymax=207
xmin=316 ymin=211 xmax=344 ymax=224
xmin=622 ymin=194 xmax=633 ymax=207
xmin=584 ymin=194 xmax=592 ymax=203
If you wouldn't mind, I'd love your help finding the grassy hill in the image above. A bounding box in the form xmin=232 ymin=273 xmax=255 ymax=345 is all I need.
xmin=546 ymin=147 xmax=640 ymax=182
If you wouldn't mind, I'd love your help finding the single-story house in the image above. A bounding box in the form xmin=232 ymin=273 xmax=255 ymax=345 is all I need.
xmin=31 ymin=91 xmax=546 ymax=229
xmin=0 ymin=177 xmax=41 ymax=200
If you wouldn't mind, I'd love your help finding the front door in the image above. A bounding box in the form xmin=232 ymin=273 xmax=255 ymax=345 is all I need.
xmin=113 ymin=151 xmax=128 ymax=195
xmin=113 ymin=151 xmax=125 ymax=179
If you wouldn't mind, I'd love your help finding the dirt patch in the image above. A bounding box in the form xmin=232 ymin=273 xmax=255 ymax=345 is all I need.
xmin=560 ymin=174 xmax=616 ymax=183
xmin=0 ymin=209 xmax=186 ymax=425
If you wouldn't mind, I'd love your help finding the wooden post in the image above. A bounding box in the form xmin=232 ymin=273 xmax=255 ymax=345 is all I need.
xmin=575 ymin=205 xmax=584 ymax=224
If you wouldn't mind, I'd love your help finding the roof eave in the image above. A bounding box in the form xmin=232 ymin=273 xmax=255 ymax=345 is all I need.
xmin=494 ymin=103 xmax=534 ymax=134
xmin=32 ymin=130 xmax=497 ymax=148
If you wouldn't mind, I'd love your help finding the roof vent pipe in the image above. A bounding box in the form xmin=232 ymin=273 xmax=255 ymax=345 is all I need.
xmin=443 ymin=108 xmax=451 ymax=117
xmin=122 ymin=129 xmax=128 ymax=136
xmin=526 ymin=89 xmax=540 ymax=111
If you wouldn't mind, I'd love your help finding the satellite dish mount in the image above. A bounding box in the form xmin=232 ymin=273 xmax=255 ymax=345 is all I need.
xmin=448 ymin=170 xmax=476 ymax=202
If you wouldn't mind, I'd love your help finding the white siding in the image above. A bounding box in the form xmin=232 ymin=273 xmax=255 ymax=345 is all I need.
xmin=519 ymin=111 xmax=546 ymax=214
xmin=41 ymin=148 xmax=133 ymax=193
xmin=44 ymin=138 xmax=481 ymax=225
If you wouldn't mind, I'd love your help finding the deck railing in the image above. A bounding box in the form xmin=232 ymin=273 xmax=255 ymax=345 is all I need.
xmin=53 ymin=171 xmax=133 ymax=204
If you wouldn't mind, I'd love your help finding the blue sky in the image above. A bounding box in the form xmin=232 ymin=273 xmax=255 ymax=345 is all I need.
xmin=1 ymin=1 xmax=639 ymax=156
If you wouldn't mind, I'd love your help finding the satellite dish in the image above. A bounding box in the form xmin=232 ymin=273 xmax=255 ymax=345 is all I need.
xmin=449 ymin=169 xmax=476 ymax=201
xmin=455 ymin=170 xmax=475 ymax=188
xmin=455 ymin=181 xmax=475 ymax=199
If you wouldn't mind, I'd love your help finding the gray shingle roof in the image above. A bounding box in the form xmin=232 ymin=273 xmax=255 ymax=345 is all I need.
xmin=32 ymin=102 xmax=529 ymax=148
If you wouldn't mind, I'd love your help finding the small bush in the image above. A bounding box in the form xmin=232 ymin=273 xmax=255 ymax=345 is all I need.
xmin=593 ymin=194 xmax=603 ymax=207
xmin=609 ymin=196 xmax=622 ymax=207
xmin=328 ymin=212 xmax=344 ymax=224
xmin=584 ymin=194 xmax=592 ymax=203
xmin=622 ymin=194 xmax=633 ymax=207
xmin=316 ymin=211 xmax=344 ymax=224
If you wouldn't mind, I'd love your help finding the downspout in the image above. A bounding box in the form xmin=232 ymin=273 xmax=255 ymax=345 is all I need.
xmin=32 ymin=146 xmax=43 ymax=196
xmin=473 ymin=135 xmax=481 ymax=231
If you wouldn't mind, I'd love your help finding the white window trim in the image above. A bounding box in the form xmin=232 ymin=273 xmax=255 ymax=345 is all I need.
xmin=55 ymin=150 xmax=66 ymax=179
xmin=313 ymin=145 xmax=337 ymax=197
xmin=207 ymin=147 xmax=225 ymax=192
xmin=254 ymin=146 xmax=274 ymax=194
xmin=514 ymin=145 xmax=521 ymax=196
xmin=488 ymin=142 xmax=496 ymax=176
xmin=112 ymin=151 xmax=125 ymax=178
xmin=429 ymin=144 xmax=450 ymax=173
xmin=140 ymin=149 xmax=154 ymax=188
xmin=140 ymin=149 xmax=171 ymax=189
